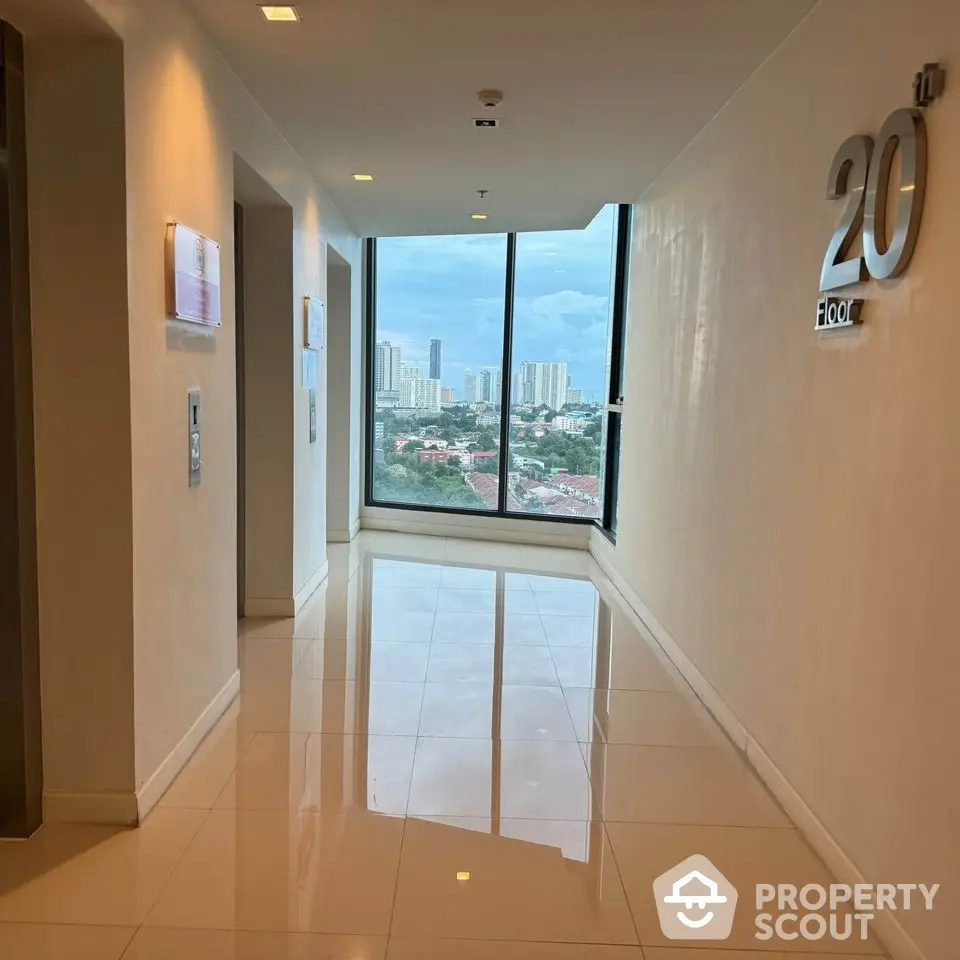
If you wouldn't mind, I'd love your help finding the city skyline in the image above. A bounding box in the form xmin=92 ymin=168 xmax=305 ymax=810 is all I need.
xmin=376 ymin=338 xmax=586 ymax=410
xmin=375 ymin=204 xmax=616 ymax=401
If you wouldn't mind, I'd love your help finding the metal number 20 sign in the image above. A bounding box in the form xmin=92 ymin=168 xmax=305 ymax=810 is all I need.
xmin=819 ymin=107 xmax=927 ymax=292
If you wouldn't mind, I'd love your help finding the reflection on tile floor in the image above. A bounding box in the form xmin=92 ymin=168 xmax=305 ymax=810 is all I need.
xmin=0 ymin=533 xmax=887 ymax=959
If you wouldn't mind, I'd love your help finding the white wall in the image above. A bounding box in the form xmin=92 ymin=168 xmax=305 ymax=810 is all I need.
xmin=612 ymin=2 xmax=959 ymax=957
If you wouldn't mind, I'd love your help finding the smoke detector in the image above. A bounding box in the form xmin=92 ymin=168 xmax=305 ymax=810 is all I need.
xmin=478 ymin=89 xmax=503 ymax=109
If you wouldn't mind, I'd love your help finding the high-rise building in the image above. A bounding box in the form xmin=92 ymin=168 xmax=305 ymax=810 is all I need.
xmin=429 ymin=339 xmax=442 ymax=381
xmin=551 ymin=415 xmax=582 ymax=433
xmin=512 ymin=371 xmax=522 ymax=405
xmin=565 ymin=387 xmax=583 ymax=406
xmin=374 ymin=391 xmax=400 ymax=409
xmin=420 ymin=379 xmax=441 ymax=412
xmin=477 ymin=367 xmax=502 ymax=404
xmin=440 ymin=386 xmax=455 ymax=404
xmin=399 ymin=378 xmax=441 ymax=412
xmin=375 ymin=341 xmax=402 ymax=392
xmin=519 ymin=361 xmax=568 ymax=411
xmin=463 ymin=369 xmax=477 ymax=404
xmin=400 ymin=362 xmax=424 ymax=380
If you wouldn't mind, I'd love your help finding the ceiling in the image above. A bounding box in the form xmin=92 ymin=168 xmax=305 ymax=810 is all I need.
xmin=194 ymin=2 xmax=814 ymax=235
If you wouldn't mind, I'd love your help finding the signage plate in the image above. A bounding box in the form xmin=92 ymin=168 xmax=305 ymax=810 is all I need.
xmin=166 ymin=223 xmax=221 ymax=326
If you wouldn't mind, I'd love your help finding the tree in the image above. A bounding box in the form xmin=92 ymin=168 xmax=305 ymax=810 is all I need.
xmin=516 ymin=428 xmax=601 ymax=480
xmin=566 ymin=447 xmax=587 ymax=475
xmin=372 ymin=461 xmax=485 ymax=510
xmin=402 ymin=440 xmax=422 ymax=454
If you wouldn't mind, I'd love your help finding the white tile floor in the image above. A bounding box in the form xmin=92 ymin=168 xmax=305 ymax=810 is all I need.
xmin=0 ymin=533 xmax=889 ymax=959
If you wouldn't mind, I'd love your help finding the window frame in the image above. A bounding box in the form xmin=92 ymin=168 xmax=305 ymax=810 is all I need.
xmin=363 ymin=205 xmax=630 ymax=528
xmin=600 ymin=203 xmax=632 ymax=541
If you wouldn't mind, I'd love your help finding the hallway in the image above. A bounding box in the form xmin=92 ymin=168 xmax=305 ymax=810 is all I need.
xmin=0 ymin=533 xmax=886 ymax=959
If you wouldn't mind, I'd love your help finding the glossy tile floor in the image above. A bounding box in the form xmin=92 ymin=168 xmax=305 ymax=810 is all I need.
xmin=0 ymin=533 xmax=888 ymax=959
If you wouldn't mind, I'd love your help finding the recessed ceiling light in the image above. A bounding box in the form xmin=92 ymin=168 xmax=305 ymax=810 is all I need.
xmin=471 ymin=213 xmax=488 ymax=220
xmin=352 ymin=173 xmax=375 ymax=181
xmin=259 ymin=5 xmax=300 ymax=22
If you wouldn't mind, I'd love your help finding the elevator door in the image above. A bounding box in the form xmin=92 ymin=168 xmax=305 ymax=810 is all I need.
xmin=0 ymin=20 xmax=42 ymax=837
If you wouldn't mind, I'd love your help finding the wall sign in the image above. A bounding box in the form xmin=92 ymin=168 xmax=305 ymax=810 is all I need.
xmin=816 ymin=296 xmax=861 ymax=330
xmin=304 ymin=296 xmax=324 ymax=349
xmin=815 ymin=63 xmax=944 ymax=331
xmin=165 ymin=223 xmax=221 ymax=326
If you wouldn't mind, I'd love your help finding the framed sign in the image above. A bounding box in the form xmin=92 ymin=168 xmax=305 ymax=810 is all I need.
xmin=165 ymin=223 xmax=221 ymax=326
xmin=304 ymin=296 xmax=324 ymax=349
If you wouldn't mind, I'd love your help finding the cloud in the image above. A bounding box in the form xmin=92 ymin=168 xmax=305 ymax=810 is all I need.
xmin=528 ymin=289 xmax=609 ymax=320
xmin=373 ymin=205 xmax=619 ymax=396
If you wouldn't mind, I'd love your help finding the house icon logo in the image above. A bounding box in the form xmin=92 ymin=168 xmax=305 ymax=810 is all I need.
xmin=653 ymin=854 xmax=738 ymax=940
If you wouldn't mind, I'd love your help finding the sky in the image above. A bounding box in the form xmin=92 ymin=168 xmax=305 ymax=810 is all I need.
xmin=375 ymin=204 xmax=617 ymax=401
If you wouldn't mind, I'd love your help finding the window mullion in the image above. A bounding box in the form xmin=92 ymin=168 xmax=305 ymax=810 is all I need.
xmin=496 ymin=233 xmax=517 ymax=515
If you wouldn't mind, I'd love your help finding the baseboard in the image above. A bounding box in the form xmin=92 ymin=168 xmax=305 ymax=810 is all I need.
xmin=293 ymin=559 xmax=329 ymax=614
xmin=327 ymin=519 xmax=361 ymax=543
xmin=588 ymin=531 xmax=922 ymax=960
xmin=747 ymin=738 xmax=926 ymax=960
xmin=244 ymin=596 xmax=295 ymax=617
xmin=135 ymin=669 xmax=240 ymax=821
xmin=43 ymin=789 xmax=139 ymax=826
xmin=360 ymin=510 xmax=591 ymax=550
xmin=244 ymin=561 xmax=330 ymax=618
xmin=589 ymin=533 xmax=748 ymax=749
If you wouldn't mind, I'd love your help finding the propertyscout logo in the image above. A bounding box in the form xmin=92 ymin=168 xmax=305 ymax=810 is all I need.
xmin=653 ymin=855 xmax=939 ymax=943
xmin=653 ymin=856 xmax=738 ymax=940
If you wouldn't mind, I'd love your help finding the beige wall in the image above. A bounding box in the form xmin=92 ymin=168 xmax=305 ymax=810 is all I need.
xmin=326 ymin=247 xmax=359 ymax=540
xmin=241 ymin=203 xmax=295 ymax=608
xmin=614 ymin=2 xmax=958 ymax=957
xmin=25 ymin=35 xmax=136 ymax=798
xmin=84 ymin=0 xmax=361 ymax=789
xmin=17 ymin=0 xmax=361 ymax=804
xmin=292 ymin=225 xmax=328 ymax=598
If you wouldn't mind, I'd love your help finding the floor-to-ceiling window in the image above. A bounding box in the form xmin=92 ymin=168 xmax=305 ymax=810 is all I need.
xmin=505 ymin=205 xmax=617 ymax=518
xmin=365 ymin=205 xmax=628 ymax=525
xmin=368 ymin=233 xmax=507 ymax=511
